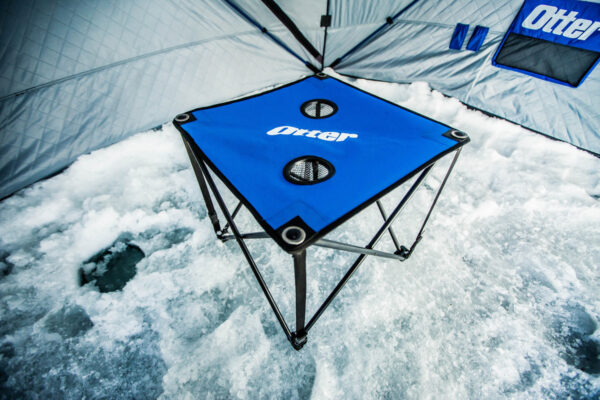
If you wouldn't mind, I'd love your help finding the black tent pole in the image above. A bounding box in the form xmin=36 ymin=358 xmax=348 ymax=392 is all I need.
xmin=321 ymin=0 xmax=331 ymax=69
xmin=330 ymin=0 xmax=420 ymax=68
xmin=223 ymin=0 xmax=320 ymax=73
xmin=261 ymin=0 xmax=323 ymax=64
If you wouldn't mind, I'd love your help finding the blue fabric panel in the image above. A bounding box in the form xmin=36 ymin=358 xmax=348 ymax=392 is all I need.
xmin=466 ymin=26 xmax=489 ymax=51
xmin=511 ymin=0 xmax=600 ymax=51
xmin=183 ymin=77 xmax=456 ymax=232
xmin=449 ymin=23 xmax=470 ymax=49
xmin=493 ymin=0 xmax=600 ymax=87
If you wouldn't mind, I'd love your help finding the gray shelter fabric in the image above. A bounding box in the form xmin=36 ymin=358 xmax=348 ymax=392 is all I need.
xmin=1 ymin=0 xmax=599 ymax=199
xmin=0 ymin=0 xmax=307 ymax=199
xmin=332 ymin=0 xmax=600 ymax=154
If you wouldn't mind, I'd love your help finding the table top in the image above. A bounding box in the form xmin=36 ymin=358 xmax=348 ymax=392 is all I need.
xmin=175 ymin=75 xmax=468 ymax=252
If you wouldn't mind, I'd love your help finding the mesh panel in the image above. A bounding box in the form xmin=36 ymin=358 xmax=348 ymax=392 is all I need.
xmin=284 ymin=156 xmax=334 ymax=184
xmin=301 ymin=99 xmax=337 ymax=118
xmin=304 ymin=101 xmax=318 ymax=117
xmin=318 ymin=102 xmax=335 ymax=116
xmin=494 ymin=33 xmax=600 ymax=87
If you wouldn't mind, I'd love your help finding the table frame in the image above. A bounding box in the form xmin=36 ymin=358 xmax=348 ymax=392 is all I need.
xmin=181 ymin=132 xmax=463 ymax=350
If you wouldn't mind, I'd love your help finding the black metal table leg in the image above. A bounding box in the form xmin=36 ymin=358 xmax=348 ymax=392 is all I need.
xmin=197 ymin=159 xmax=294 ymax=343
xmin=291 ymin=250 xmax=308 ymax=350
xmin=181 ymin=131 xmax=464 ymax=350
xmin=304 ymin=164 xmax=433 ymax=332
xmin=182 ymin=139 xmax=221 ymax=235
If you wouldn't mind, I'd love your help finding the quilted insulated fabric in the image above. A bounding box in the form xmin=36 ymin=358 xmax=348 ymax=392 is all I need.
xmin=1 ymin=0 xmax=599 ymax=198
xmin=330 ymin=0 xmax=600 ymax=154
xmin=0 ymin=0 xmax=307 ymax=199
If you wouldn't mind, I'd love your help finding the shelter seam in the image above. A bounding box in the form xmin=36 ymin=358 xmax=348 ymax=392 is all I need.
xmin=0 ymin=30 xmax=263 ymax=103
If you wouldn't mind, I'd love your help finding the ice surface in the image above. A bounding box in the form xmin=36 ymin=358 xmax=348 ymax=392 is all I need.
xmin=0 ymin=74 xmax=599 ymax=399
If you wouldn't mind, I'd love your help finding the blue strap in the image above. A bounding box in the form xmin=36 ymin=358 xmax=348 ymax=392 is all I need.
xmin=449 ymin=23 xmax=469 ymax=50
xmin=466 ymin=25 xmax=489 ymax=51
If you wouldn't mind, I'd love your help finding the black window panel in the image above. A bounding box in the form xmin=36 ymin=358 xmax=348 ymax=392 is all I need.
xmin=495 ymin=33 xmax=600 ymax=87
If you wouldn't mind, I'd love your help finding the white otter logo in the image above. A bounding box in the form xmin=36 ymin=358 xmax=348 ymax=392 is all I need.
xmin=266 ymin=126 xmax=358 ymax=142
xmin=521 ymin=5 xmax=600 ymax=40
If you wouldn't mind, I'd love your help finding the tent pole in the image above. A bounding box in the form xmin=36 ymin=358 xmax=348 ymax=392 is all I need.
xmin=321 ymin=0 xmax=331 ymax=69
xmin=260 ymin=0 xmax=323 ymax=64
xmin=223 ymin=0 xmax=319 ymax=73
xmin=329 ymin=0 xmax=420 ymax=68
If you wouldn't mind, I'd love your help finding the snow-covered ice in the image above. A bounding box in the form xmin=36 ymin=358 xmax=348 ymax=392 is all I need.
xmin=0 ymin=75 xmax=599 ymax=399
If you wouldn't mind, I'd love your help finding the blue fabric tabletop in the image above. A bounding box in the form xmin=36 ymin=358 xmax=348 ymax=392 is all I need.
xmin=177 ymin=76 xmax=464 ymax=249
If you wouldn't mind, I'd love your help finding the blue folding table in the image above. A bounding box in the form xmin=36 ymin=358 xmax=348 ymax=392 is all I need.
xmin=173 ymin=74 xmax=469 ymax=350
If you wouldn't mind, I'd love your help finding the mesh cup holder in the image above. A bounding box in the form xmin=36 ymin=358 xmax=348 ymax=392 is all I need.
xmin=284 ymin=156 xmax=335 ymax=185
xmin=301 ymin=99 xmax=337 ymax=119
